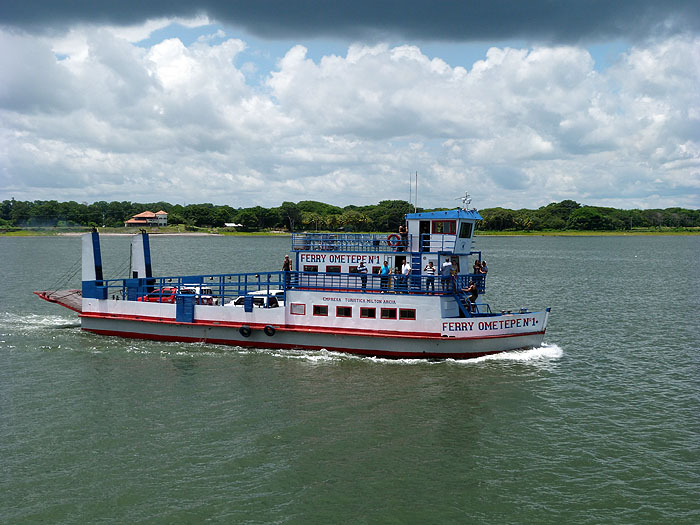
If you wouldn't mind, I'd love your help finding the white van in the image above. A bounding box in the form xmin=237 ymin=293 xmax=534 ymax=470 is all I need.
xmin=226 ymin=289 xmax=284 ymax=308
xmin=179 ymin=285 xmax=220 ymax=305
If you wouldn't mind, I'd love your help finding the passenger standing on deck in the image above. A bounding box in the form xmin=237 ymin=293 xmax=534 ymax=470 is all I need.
xmin=424 ymin=261 xmax=436 ymax=292
xmin=462 ymin=281 xmax=479 ymax=313
xmin=480 ymin=261 xmax=488 ymax=274
xmin=398 ymin=224 xmax=408 ymax=252
xmin=401 ymin=260 xmax=412 ymax=291
xmin=473 ymin=259 xmax=481 ymax=275
xmin=441 ymin=258 xmax=453 ymax=291
xmin=282 ymin=254 xmax=292 ymax=287
xmin=357 ymin=261 xmax=368 ymax=289
xmin=380 ymin=260 xmax=391 ymax=291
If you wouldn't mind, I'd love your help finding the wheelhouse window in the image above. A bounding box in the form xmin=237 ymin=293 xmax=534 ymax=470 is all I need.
xmin=313 ymin=305 xmax=328 ymax=316
xmin=349 ymin=266 xmax=359 ymax=273
xmin=336 ymin=306 xmax=352 ymax=318
xmin=432 ymin=220 xmax=456 ymax=234
xmin=303 ymin=265 xmax=318 ymax=272
xmin=381 ymin=308 xmax=397 ymax=320
xmin=459 ymin=222 xmax=473 ymax=238
xmin=360 ymin=307 xmax=376 ymax=319
xmin=290 ymin=303 xmax=306 ymax=315
xmin=399 ymin=309 xmax=416 ymax=320
xmin=372 ymin=266 xmax=381 ymax=274
xmin=326 ymin=265 xmax=341 ymax=273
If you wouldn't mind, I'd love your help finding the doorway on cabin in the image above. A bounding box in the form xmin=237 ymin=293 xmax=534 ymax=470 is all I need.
xmin=394 ymin=255 xmax=406 ymax=275
xmin=419 ymin=220 xmax=430 ymax=251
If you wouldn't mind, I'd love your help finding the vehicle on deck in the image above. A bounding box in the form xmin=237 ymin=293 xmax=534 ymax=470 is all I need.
xmin=137 ymin=287 xmax=178 ymax=303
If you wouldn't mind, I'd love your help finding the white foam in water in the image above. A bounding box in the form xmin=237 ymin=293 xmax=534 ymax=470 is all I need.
xmin=449 ymin=343 xmax=564 ymax=365
xmin=254 ymin=344 xmax=564 ymax=366
xmin=2 ymin=312 xmax=79 ymax=330
xmin=268 ymin=348 xmax=342 ymax=363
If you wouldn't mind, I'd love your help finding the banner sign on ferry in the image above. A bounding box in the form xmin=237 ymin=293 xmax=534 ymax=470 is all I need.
xmin=299 ymin=253 xmax=381 ymax=264
xmin=442 ymin=316 xmax=540 ymax=332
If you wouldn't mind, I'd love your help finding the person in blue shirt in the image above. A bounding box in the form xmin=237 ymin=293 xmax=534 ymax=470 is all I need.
xmin=380 ymin=260 xmax=391 ymax=291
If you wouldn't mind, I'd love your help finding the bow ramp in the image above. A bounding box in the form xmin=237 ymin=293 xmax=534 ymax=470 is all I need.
xmin=34 ymin=289 xmax=83 ymax=313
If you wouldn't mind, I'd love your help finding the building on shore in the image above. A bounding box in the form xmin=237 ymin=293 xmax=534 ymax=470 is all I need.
xmin=125 ymin=210 xmax=168 ymax=227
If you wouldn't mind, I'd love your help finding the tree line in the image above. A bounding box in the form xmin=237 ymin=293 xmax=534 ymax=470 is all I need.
xmin=478 ymin=200 xmax=699 ymax=231
xmin=1 ymin=198 xmax=698 ymax=232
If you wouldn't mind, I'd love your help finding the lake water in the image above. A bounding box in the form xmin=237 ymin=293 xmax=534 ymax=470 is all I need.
xmin=1 ymin=234 xmax=698 ymax=523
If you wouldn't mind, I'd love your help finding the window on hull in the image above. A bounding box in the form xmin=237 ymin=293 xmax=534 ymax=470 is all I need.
xmin=399 ymin=309 xmax=416 ymax=320
xmin=381 ymin=308 xmax=397 ymax=319
xmin=360 ymin=307 xmax=376 ymax=319
xmin=313 ymin=305 xmax=328 ymax=316
xmin=336 ymin=306 xmax=352 ymax=318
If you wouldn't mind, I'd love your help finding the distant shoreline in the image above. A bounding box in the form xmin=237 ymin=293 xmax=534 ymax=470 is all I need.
xmin=1 ymin=229 xmax=697 ymax=237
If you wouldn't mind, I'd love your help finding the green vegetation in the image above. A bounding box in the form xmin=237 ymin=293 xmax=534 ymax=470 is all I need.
xmin=478 ymin=200 xmax=699 ymax=232
xmin=1 ymin=198 xmax=698 ymax=235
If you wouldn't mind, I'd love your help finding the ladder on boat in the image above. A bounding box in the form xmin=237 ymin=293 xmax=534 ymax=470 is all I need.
xmin=410 ymin=253 xmax=423 ymax=291
xmin=455 ymin=291 xmax=478 ymax=318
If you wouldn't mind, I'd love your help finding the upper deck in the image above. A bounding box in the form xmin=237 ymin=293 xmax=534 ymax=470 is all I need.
xmin=291 ymin=207 xmax=483 ymax=256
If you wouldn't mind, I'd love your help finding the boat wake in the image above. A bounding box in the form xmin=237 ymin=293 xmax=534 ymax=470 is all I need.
xmin=1 ymin=312 xmax=80 ymax=331
xmin=448 ymin=343 xmax=563 ymax=365
xmin=248 ymin=343 xmax=564 ymax=366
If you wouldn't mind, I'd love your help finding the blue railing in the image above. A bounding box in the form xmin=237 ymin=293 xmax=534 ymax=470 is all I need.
xmin=291 ymin=233 xmax=409 ymax=252
xmin=98 ymin=272 xmax=286 ymax=305
xmin=90 ymin=269 xmax=487 ymax=305
xmin=291 ymin=232 xmax=461 ymax=253
xmin=418 ymin=233 xmax=456 ymax=253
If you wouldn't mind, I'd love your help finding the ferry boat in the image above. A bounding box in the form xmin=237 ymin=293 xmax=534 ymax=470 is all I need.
xmin=36 ymin=199 xmax=550 ymax=359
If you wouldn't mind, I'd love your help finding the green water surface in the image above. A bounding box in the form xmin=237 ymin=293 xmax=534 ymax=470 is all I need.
xmin=1 ymin=235 xmax=698 ymax=523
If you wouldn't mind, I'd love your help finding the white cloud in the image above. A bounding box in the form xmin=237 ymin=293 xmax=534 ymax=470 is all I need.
xmin=0 ymin=25 xmax=698 ymax=210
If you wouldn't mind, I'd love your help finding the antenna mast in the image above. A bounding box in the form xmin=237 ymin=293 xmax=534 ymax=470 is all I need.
xmin=458 ymin=191 xmax=472 ymax=210
xmin=414 ymin=171 xmax=418 ymax=213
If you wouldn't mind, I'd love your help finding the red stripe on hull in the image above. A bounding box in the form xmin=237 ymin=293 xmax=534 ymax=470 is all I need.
xmin=81 ymin=327 xmax=512 ymax=360
xmin=79 ymin=311 xmax=545 ymax=341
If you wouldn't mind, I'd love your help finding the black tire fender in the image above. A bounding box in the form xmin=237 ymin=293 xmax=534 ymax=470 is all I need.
xmin=239 ymin=325 xmax=252 ymax=337
xmin=264 ymin=325 xmax=276 ymax=337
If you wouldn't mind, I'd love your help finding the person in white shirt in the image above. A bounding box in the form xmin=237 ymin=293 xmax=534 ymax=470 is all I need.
xmin=441 ymin=258 xmax=453 ymax=291
xmin=401 ymin=260 xmax=412 ymax=291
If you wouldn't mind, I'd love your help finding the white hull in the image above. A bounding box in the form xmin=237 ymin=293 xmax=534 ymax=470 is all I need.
xmin=80 ymin=292 xmax=549 ymax=359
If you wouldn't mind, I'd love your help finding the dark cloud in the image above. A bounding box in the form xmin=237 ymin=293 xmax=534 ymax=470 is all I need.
xmin=1 ymin=0 xmax=698 ymax=43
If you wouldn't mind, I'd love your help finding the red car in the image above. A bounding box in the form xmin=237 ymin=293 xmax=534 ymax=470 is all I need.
xmin=137 ymin=287 xmax=178 ymax=303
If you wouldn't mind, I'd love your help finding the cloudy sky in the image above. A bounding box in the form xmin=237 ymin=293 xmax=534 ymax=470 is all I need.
xmin=1 ymin=1 xmax=698 ymax=210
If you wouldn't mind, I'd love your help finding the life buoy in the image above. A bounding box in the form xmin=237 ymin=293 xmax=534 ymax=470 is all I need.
xmin=264 ymin=325 xmax=276 ymax=337
xmin=239 ymin=325 xmax=252 ymax=337
xmin=387 ymin=233 xmax=401 ymax=247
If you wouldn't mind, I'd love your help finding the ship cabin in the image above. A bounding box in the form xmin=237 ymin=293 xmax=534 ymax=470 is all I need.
xmin=289 ymin=208 xmax=485 ymax=295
